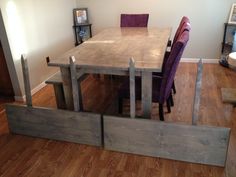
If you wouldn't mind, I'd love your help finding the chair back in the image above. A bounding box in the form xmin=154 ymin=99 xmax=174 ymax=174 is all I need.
xmin=172 ymin=16 xmax=190 ymax=46
xmin=120 ymin=14 xmax=149 ymax=27
xmin=161 ymin=22 xmax=191 ymax=72
xmin=159 ymin=31 xmax=189 ymax=103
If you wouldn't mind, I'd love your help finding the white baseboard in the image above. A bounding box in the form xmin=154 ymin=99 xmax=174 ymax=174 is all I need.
xmin=14 ymin=78 xmax=49 ymax=102
xmin=181 ymin=58 xmax=219 ymax=63
xmin=14 ymin=95 xmax=25 ymax=102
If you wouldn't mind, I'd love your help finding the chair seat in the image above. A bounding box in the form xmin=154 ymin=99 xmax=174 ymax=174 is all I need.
xmin=118 ymin=76 xmax=162 ymax=103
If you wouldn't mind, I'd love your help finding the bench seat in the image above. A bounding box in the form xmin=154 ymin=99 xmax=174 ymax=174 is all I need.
xmin=45 ymin=72 xmax=85 ymax=110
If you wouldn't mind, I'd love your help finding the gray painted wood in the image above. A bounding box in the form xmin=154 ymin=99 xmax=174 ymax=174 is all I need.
xmin=21 ymin=55 xmax=32 ymax=107
xmin=129 ymin=58 xmax=135 ymax=118
xmin=77 ymin=79 xmax=84 ymax=111
xmin=70 ymin=56 xmax=80 ymax=111
xmin=53 ymin=84 xmax=66 ymax=109
xmin=45 ymin=72 xmax=63 ymax=85
xmin=45 ymin=71 xmax=85 ymax=110
xmin=104 ymin=115 xmax=230 ymax=167
xmin=141 ymin=72 xmax=152 ymax=118
xmin=192 ymin=59 xmax=203 ymax=125
xmin=60 ymin=67 xmax=74 ymax=110
xmin=6 ymin=104 xmax=102 ymax=146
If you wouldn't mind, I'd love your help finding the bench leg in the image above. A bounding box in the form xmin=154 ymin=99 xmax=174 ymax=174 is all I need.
xmin=77 ymin=80 xmax=84 ymax=111
xmin=53 ymin=84 xmax=66 ymax=109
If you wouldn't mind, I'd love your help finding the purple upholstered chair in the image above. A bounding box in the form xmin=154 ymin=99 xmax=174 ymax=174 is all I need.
xmin=162 ymin=17 xmax=191 ymax=94
xmin=172 ymin=16 xmax=190 ymax=47
xmin=118 ymin=31 xmax=190 ymax=121
xmin=120 ymin=14 xmax=149 ymax=27
xmin=168 ymin=16 xmax=190 ymax=47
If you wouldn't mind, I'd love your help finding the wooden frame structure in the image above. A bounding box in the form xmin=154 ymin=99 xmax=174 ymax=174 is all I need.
xmin=5 ymin=56 xmax=231 ymax=167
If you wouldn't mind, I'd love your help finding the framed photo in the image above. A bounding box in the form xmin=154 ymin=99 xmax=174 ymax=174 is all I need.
xmin=73 ymin=8 xmax=88 ymax=25
xmin=228 ymin=3 xmax=236 ymax=24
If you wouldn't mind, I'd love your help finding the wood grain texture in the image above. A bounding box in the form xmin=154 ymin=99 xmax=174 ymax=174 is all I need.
xmin=70 ymin=56 xmax=81 ymax=111
xmin=21 ymin=55 xmax=32 ymax=107
xmin=104 ymin=115 xmax=230 ymax=167
xmin=5 ymin=104 xmax=102 ymax=146
xmin=221 ymin=88 xmax=236 ymax=105
xmin=53 ymin=84 xmax=66 ymax=109
xmin=60 ymin=67 xmax=74 ymax=110
xmin=142 ymin=72 xmax=152 ymax=118
xmin=45 ymin=72 xmax=62 ymax=85
xmin=48 ymin=27 xmax=171 ymax=72
xmin=192 ymin=59 xmax=203 ymax=125
xmin=129 ymin=58 xmax=135 ymax=118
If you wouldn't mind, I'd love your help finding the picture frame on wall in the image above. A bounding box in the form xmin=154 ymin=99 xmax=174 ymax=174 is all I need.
xmin=228 ymin=3 xmax=236 ymax=24
xmin=73 ymin=8 xmax=88 ymax=25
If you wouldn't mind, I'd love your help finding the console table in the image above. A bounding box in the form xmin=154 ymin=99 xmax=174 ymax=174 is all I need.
xmin=73 ymin=23 xmax=92 ymax=46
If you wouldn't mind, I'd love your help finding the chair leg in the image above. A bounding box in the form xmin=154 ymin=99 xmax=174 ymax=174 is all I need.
xmin=159 ymin=103 xmax=164 ymax=121
xmin=118 ymin=97 xmax=123 ymax=114
xmin=172 ymin=81 xmax=176 ymax=94
xmin=169 ymin=93 xmax=174 ymax=107
xmin=167 ymin=99 xmax=171 ymax=113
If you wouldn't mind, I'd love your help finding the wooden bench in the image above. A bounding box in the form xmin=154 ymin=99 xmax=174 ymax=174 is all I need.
xmin=45 ymin=72 xmax=66 ymax=109
xmin=45 ymin=56 xmax=86 ymax=110
xmin=45 ymin=72 xmax=85 ymax=110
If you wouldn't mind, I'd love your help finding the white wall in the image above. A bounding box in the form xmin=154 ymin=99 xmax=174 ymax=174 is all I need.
xmin=0 ymin=0 xmax=76 ymax=98
xmin=77 ymin=0 xmax=235 ymax=59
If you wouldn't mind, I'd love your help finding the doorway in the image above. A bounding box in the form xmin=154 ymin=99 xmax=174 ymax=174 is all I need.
xmin=0 ymin=40 xmax=14 ymax=100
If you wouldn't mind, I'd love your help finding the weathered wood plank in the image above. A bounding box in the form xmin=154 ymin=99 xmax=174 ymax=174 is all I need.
xmin=104 ymin=115 xmax=230 ymax=167
xmin=45 ymin=71 xmax=86 ymax=110
xmin=192 ymin=59 xmax=203 ymax=125
xmin=45 ymin=72 xmax=62 ymax=85
xmin=60 ymin=67 xmax=74 ymax=110
xmin=70 ymin=56 xmax=80 ymax=111
xmin=53 ymin=84 xmax=66 ymax=109
xmin=6 ymin=104 xmax=102 ymax=146
xmin=129 ymin=58 xmax=135 ymax=118
xmin=142 ymin=72 xmax=152 ymax=118
xmin=21 ymin=55 xmax=32 ymax=107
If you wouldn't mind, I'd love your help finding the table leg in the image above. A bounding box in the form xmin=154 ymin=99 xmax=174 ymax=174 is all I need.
xmin=142 ymin=72 xmax=152 ymax=118
xmin=60 ymin=67 xmax=74 ymax=110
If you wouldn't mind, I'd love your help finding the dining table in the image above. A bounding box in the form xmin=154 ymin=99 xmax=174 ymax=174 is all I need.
xmin=48 ymin=27 xmax=172 ymax=118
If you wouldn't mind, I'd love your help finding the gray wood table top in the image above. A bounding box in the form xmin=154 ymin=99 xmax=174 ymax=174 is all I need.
xmin=49 ymin=27 xmax=171 ymax=72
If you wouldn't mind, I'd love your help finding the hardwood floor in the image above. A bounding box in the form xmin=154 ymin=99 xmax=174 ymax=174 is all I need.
xmin=0 ymin=63 xmax=235 ymax=177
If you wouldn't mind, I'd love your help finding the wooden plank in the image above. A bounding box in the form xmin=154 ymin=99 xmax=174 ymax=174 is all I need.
xmin=129 ymin=58 xmax=135 ymax=118
xmin=104 ymin=115 xmax=230 ymax=167
xmin=45 ymin=72 xmax=62 ymax=85
xmin=21 ymin=55 xmax=32 ymax=107
xmin=60 ymin=67 xmax=74 ymax=110
xmin=53 ymin=84 xmax=66 ymax=109
xmin=142 ymin=72 xmax=152 ymax=118
xmin=192 ymin=59 xmax=203 ymax=125
xmin=70 ymin=56 xmax=80 ymax=111
xmin=75 ymin=68 xmax=131 ymax=76
xmin=6 ymin=104 xmax=102 ymax=146
xmin=221 ymin=88 xmax=236 ymax=105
